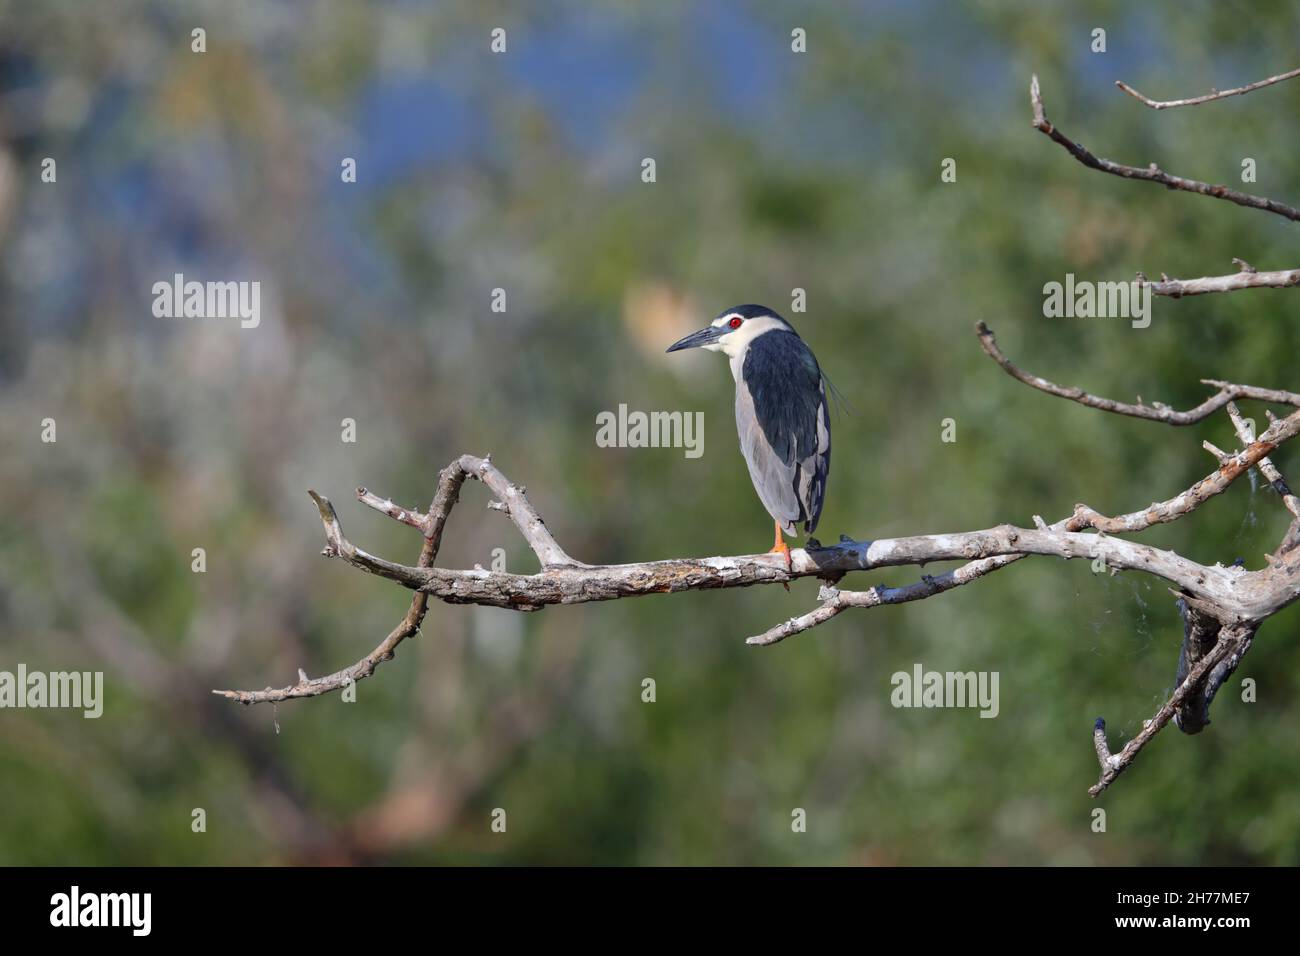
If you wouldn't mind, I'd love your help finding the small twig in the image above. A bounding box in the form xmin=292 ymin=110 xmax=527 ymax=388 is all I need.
xmin=1116 ymin=67 xmax=1300 ymax=110
xmin=357 ymin=487 xmax=432 ymax=534
xmin=1030 ymin=75 xmax=1300 ymax=223
xmin=467 ymin=455 xmax=578 ymax=567
xmin=1202 ymin=440 xmax=1231 ymax=465
xmin=746 ymin=584 xmax=855 ymax=646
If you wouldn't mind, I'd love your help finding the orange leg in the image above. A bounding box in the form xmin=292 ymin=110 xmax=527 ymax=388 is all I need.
xmin=767 ymin=519 xmax=793 ymax=573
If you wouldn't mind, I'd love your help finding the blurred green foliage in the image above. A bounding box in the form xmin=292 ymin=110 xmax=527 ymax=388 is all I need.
xmin=1 ymin=0 xmax=1298 ymax=864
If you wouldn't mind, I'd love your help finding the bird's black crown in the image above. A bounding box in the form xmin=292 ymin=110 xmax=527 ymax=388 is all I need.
xmin=717 ymin=304 xmax=797 ymax=334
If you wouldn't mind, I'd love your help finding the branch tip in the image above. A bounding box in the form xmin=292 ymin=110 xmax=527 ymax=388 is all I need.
xmin=1116 ymin=67 xmax=1300 ymax=110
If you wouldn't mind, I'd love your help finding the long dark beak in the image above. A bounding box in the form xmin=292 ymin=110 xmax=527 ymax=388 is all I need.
xmin=666 ymin=325 xmax=725 ymax=353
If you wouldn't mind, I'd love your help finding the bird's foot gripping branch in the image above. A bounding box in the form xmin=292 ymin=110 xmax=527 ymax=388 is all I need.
xmin=216 ymin=324 xmax=1300 ymax=797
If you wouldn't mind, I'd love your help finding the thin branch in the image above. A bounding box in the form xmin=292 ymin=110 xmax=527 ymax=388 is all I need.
xmin=1226 ymin=402 xmax=1300 ymax=520
xmin=1141 ymin=262 xmax=1300 ymax=298
xmin=746 ymin=583 xmax=857 ymax=646
xmin=977 ymin=321 xmax=1300 ymax=424
xmin=1116 ymin=67 xmax=1300 ymax=110
xmin=213 ymin=522 xmax=432 ymax=703
xmin=746 ymin=553 xmax=1022 ymax=646
xmin=1030 ymin=74 xmax=1300 ymax=223
xmin=1091 ymin=625 xmax=1254 ymax=796
xmin=357 ymin=488 xmax=431 ymax=534
xmin=212 ymin=458 xmax=477 ymax=704
xmin=1068 ymin=405 xmax=1300 ymax=534
xmin=462 ymin=454 xmax=579 ymax=567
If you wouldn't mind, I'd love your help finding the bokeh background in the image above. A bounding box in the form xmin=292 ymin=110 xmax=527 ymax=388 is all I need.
xmin=2 ymin=0 xmax=1298 ymax=865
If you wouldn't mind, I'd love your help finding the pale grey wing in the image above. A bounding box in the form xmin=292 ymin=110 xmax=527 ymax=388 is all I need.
xmin=736 ymin=377 xmax=804 ymax=534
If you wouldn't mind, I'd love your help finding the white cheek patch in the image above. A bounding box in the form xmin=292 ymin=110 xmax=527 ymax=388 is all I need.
xmin=717 ymin=314 xmax=787 ymax=358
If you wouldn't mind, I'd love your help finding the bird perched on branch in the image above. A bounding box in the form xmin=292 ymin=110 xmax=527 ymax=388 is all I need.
xmin=667 ymin=304 xmax=832 ymax=569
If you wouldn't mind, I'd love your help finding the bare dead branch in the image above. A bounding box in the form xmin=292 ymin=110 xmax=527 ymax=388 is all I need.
xmin=223 ymin=371 xmax=1300 ymax=675
xmin=1141 ymin=263 xmax=1300 ymax=298
xmin=1068 ymin=408 xmax=1300 ymax=534
xmin=1225 ymin=402 xmax=1300 ymax=520
xmin=217 ymin=334 xmax=1300 ymax=799
xmin=746 ymin=552 xmax=1022 ymax=646
xmin=977 ymin=321 xmax=1300 ymax=424
xmin=1116 ymin=67 xmax=1300 ymax=110
xmin=212 ymin=456 xmax=478 ymax=705
xmin=1030 ymin=74 xmax=1300 ymax=223
xmin=213 ymin=64 xmax=1300 ymax=811
xmin=1092 ymin=625 xmax=1254 ymax=795
xmin=463 ymin=454 xmax=578 ymax=567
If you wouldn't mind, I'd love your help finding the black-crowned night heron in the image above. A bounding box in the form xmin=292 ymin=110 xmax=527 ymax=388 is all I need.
xmin=666 ymin=304 xmax=830 ymax=568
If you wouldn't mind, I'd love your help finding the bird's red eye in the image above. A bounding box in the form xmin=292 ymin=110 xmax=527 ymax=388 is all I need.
xmin=728 ymin=316 xmax=743 ymax=329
